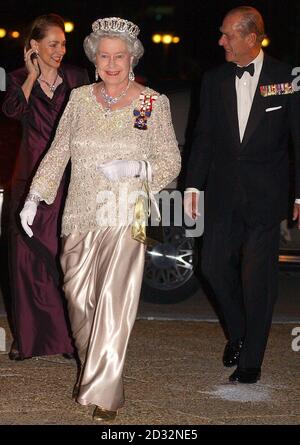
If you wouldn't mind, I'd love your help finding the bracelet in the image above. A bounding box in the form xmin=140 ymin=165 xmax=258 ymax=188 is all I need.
xmin=26 ymin=193 xmax=41 ymax=204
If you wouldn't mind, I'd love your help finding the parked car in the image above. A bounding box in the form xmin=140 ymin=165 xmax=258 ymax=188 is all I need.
xmin=141 ymin=85 xmax=202 ymax=304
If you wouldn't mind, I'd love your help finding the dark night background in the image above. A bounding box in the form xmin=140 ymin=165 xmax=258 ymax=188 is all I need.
xmin=0 ymin=0 xmax=300 ymax=186
xmin=1 ymin=0 xmax=300 ymax=81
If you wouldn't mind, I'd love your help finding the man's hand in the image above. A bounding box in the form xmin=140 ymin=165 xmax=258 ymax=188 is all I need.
xmin=293 ymin=203 xmax=300 ymax=229
xmin=184 ymin=191 xmax=200 ymax=220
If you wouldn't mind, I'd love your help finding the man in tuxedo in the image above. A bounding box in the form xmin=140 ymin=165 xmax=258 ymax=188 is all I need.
xmin=184 ymin=6 xmax=300 ymax=383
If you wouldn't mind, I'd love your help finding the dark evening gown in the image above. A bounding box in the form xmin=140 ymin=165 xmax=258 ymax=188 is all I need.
xmin=2 ymin=64 xmax=89 ymax=358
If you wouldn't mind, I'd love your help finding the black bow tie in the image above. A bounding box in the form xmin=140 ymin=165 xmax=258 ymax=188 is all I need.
xmin=236 ymin=63 xmax=255 ymax=79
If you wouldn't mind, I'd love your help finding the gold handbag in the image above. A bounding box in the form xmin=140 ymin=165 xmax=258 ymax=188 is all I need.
xmin=131 ymin=161 xmax=163 ymax=246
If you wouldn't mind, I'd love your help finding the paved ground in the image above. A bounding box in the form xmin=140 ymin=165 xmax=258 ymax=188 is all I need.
xmin=0 ymin=268 xmax=299 ymax=425
xmin=0 ymin=315 xmax=299 ymax=425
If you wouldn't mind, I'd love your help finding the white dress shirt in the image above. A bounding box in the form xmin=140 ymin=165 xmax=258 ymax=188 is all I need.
xmin=236 ymin=49 xmax=264 ymax=141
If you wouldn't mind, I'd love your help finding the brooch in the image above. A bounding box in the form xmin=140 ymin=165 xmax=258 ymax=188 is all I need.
xmin=260 ymin=82 xmax=294 ymax=97
xmin=133 ymin=93 xmax=158 ymax=130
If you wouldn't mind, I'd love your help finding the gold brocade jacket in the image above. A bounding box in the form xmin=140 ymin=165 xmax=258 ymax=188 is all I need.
xmin=30 ymin=84 xmax=181 ymax=235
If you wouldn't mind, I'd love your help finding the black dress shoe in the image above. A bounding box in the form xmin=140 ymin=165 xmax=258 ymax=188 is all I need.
xmin=8 ymin=350 xmax=24 ymax=361
xmin=8 ymin=340 xmax=24 ymax=361
xmin=8 ymin=347 xmax=24 ymax=361
xmin=229 ymin=367 xmax=261 ymax=384
xmin=62 ymin=353 xmax=75 ymax=360
xmin=223 ymin=338 xmax=243 ymax=367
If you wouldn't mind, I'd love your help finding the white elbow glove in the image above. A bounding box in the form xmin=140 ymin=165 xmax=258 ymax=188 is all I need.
xmin=19 ymin=192 xmax=41 ymax=237
xmin=98 ymin=160 xmax=151 ymax=182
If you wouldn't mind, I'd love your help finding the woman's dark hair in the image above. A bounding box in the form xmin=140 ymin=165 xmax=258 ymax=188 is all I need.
xmin=25 ymin=13 xmax=65 ymax=50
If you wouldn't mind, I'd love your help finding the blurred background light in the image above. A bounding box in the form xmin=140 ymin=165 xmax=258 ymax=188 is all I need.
xmin=262 ymin=37 xmax=270 ymax=47
xmin=152 ymin=33 xmax=162 ymax=44
xmin=152 ymin=34 xmax=180 ymax=45
xmin=162 ymin=34 xmax=172 ymax=44
xmin=64 ymin=22 xmax=74 ymax=33
xmin=0 ymin=28 xmax=7 ymax=38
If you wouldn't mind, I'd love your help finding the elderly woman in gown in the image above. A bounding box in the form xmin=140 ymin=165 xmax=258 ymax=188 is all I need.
xmin=19 ymin=17 xmax=181 ymax=421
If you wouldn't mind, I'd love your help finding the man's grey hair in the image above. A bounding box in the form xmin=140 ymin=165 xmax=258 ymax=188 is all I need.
xmin=83 ymin=30 xmax=144 ymax=67
xmin=227 ymin=6 xmax=265 ymax=43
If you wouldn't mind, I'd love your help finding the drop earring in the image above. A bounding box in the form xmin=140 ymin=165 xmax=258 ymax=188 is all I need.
xmin=129 ymin=68 xmax=135 ymax=82
xmin=95 ymin=67 xmax=99 ymax=81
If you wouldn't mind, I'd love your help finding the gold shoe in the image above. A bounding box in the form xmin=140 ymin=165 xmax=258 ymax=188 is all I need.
xmin=93 ymin=406 xmax=117 ymax=421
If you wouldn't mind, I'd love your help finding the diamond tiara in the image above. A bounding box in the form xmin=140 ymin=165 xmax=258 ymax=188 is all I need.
xmin=92 ymin=17 xmax=140 ymax=39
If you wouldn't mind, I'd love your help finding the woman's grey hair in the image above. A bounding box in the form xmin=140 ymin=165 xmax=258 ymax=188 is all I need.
xmin=227 ymin=6 xmax=265 ymax=43
xmin=83 ymin=30 xmax=144 ymax=67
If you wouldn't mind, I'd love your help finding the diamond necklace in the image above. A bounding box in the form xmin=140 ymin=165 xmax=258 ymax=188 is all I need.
xmin=100 ymin=81 xmax=131 ymax=114
xmin=39 ymin=72 xmax=59 ymax=93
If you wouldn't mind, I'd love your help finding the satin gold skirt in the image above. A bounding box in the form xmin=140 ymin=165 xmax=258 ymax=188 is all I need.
xmin=60 ymin=226 xmax=145 ymax=411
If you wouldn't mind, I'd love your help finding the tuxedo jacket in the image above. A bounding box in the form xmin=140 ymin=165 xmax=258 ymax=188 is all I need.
xmin=185 ymin=54 xmax=300 ymax=226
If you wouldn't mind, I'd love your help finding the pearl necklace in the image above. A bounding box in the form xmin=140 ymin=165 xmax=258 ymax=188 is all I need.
xmin=100 ymin=82 xmax=131 ymax=115
xmin=38 ymin=73 xmax=59 ymax=93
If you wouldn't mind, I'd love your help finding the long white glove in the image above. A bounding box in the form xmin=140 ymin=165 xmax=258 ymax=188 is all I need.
xmin=98 ymin=160 xmax=150 ymax=182
xmin=20 ymin=193 xmax=40 ymax=237
xmin=184 ymin=191 xmax=200 ymax=220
